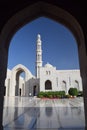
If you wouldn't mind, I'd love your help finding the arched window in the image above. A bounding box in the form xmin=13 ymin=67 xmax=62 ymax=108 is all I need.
xmin=75 ymin=80 xmax=79 ymax=90
xmin=37 ymin=54 xmax=41 ymax=61
xmin=62 ymin=80 xmax=67 ymax=93
xmin=45 ymin=80 xmax=52 ymax=90
xmin=46 ymin=71 xmax=51 ymax=75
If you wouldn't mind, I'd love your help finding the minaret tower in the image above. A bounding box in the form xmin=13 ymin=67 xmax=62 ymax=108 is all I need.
xmin=36 ymin=34 xmax=42 ymax=78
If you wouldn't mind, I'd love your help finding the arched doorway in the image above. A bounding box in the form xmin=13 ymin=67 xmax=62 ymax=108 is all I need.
xmin=45 ymin=80 xmax=52 ymax=90
xmin=10 ymin=64 xmax=33 ymax=96
xmin=0 ymin=1 xmax=86 ymax=129
xmin=15 ymin=70 xmax=25 ymax=96
xmin=33 ymin=86 xmax=36 ymax=96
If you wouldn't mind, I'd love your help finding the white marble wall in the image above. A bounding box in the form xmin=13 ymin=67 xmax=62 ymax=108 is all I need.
xmin=39 ymin=65 xmax=82 ymax=93
xmin=5 ymin=64 xmax=83 ymax=96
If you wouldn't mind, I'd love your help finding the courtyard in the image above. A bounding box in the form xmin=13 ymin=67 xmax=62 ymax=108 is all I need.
xmin=3 ymin=97 xmax=85 ymax=130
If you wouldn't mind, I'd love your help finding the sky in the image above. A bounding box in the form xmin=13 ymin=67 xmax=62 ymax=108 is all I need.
xmin=8 ymin=17 xmax=80 ymax=75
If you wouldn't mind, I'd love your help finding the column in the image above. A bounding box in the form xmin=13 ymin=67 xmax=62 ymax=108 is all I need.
xmin=0 ymin=47 xmax=8 ymax=130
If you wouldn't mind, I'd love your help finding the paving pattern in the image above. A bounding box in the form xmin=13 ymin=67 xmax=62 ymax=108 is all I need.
xmin=3 ymin=97 xmax=85 ymax=130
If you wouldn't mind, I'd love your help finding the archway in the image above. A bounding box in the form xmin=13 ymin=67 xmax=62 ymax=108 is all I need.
xmin=15 ymin=70 xmax=25 ymax=96
xmin=45 ymin=80 xmax=52 ymax=90
xmin=33 ymin=86 xmax=37 ymax=96
xmin=0 ymin=1 xmax=87 ymax=129
xmin=10 ymin=64 xmax=33 ymax=96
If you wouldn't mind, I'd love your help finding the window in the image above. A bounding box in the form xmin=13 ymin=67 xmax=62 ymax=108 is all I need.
xmin=45 ymin=80 xmax=52 ymax=90
xmin=46 ymin=71 xmax=51 ymax=75
xmin=69 ymin=76 xmax=71 ymax=85
xmin=56 ymin=77 xmax=58 ymax=87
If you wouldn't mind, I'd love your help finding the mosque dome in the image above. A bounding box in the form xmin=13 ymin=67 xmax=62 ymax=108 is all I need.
xmin=44 ymin=63 xmax=53 ymax=68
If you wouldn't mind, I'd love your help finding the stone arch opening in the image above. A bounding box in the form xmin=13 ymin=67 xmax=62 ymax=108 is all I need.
xmin=15 ymin=69 xmax=25 ymax=96
xmin=45 ymin=80 xmax=52 ymax=90
xmin=0 ymin=1 xmax=87 ymax=129
xmin=10 ymin=64 xmax=33 ymax=96
xmin=33 ymin=85 xmax=37 ymax=96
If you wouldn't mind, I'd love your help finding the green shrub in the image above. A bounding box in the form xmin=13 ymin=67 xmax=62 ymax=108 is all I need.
xmin=37 ymin=91 xmax=44 ymax=98
xmin=68 ymin=88 xmax=78 ymax=96
xmin=37 ymin=94 xmax=44 ymax=98
xmin=37 ymin=91 xmax=66 ymax=98
xmin=59 ymin=91 xmax=65 ymax=97
xmin=48 ymin=94 xmax=53 ymax=98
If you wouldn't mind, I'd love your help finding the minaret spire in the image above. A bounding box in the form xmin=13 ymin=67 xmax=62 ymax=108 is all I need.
xmin=36 ymin=34 xmax=42 ymax=78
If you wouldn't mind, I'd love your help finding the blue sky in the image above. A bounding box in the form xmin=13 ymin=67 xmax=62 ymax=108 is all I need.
xmin=8 ymin=17 xmax=80 ymax=75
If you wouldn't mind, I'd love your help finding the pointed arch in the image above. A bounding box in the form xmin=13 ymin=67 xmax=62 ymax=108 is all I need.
xmin=45 ymin=80 xmax=52 ymax=90
xmin=0 ymin=1 xmax=86 ymax=128
xmin=1 ymin=1 xmax=85 ymax=51
xmin=74 ymin=80 xmax=79 ymax=90
xmin=10 ymin=64 xmax=33 ymax=96
xmin=12 ymin=64 xmax=33 ymax=80
xmin=62 ymin=80 xmax=67 ymax=93
xmin=1 ymin=2 xmax=86 ymax=94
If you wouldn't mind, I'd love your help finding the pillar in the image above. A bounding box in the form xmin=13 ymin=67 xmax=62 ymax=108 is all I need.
xmin=79 ymin=41 xmax=87 ymax=129
xmin=0 ymin=47 xmax=8 ymax=130
xmin=82 ymin=71 xmax=87 ymax=129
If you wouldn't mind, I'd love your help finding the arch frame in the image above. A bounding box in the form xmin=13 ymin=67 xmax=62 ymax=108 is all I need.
xmin=0 ymin=1 xmax=87 ymax=129
xmin=0 ymin=2 xmax=85 ymax=49
xmin=10 ymin=64 xmax=33 ymax=96
xmin=0 ymin=1 xmax=86 ymax=76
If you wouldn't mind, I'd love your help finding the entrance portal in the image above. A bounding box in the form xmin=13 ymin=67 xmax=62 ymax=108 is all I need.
xmin=33 ymin=86 xmax=37 ymax=96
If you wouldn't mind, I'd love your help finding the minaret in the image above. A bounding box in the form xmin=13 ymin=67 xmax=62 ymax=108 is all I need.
xmin=36 ymin=34 xmax=42 ymax=78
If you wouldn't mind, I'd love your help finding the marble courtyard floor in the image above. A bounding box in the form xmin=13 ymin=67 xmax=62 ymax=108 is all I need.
xmin=3 ymin=97 xmax=85 ymax=130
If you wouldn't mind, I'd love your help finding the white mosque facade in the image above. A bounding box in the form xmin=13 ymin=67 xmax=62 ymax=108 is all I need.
xmin=5 ymin=34 xmax=83 ymax=97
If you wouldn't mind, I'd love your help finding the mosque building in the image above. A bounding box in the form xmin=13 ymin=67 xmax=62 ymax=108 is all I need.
xmin=5 ymin=34 xmax=83 ymax=97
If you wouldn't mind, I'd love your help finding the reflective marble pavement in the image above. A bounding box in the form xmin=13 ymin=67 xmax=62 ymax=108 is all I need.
xmin=3 ymin=97 xmax=85 ymax=130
